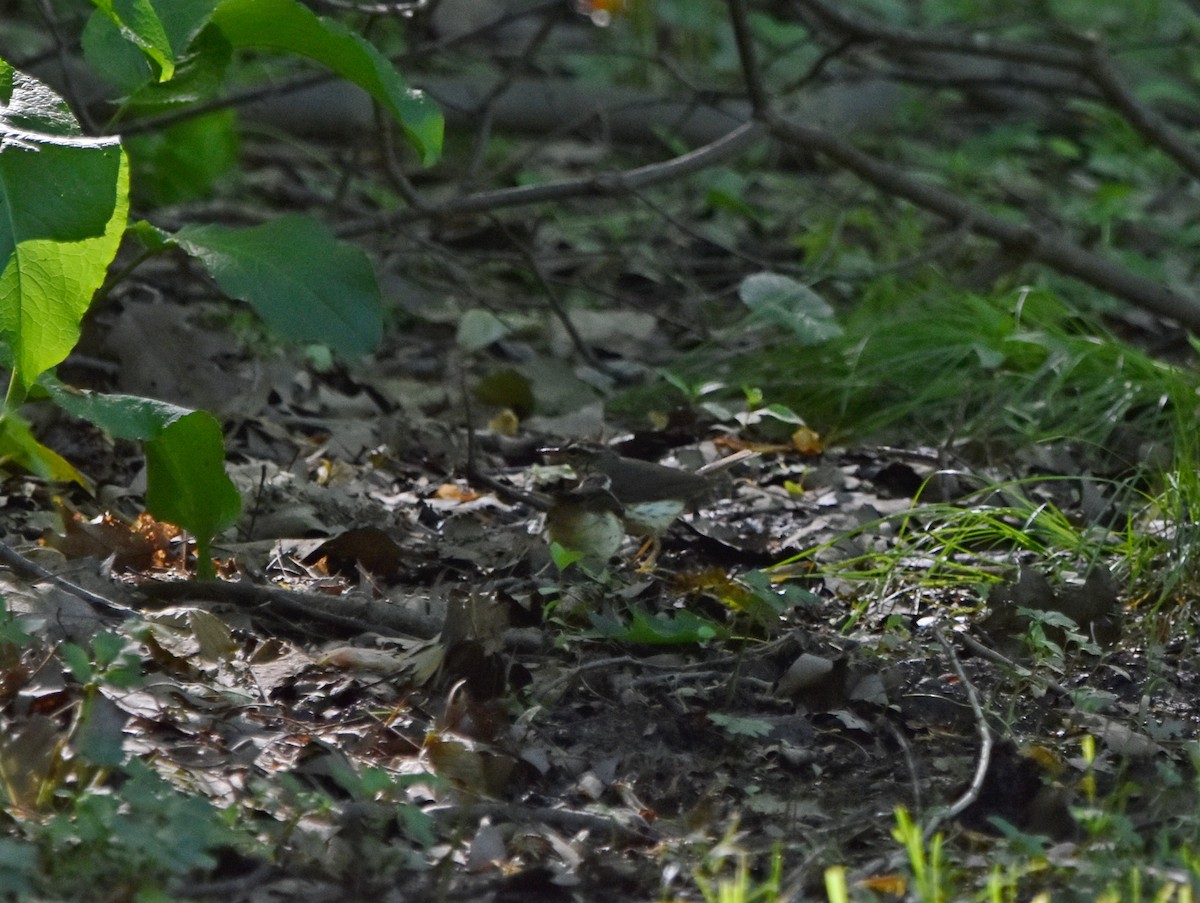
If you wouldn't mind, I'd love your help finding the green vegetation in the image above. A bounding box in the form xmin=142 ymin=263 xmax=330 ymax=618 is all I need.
xmin=2 ymin=0 xmax=1200 ymax=898
xmin=0 ymin=0 xmax=441 ymax=576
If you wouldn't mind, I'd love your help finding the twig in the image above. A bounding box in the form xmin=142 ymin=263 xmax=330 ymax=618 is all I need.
xmin=763 ymin=113 xmax=1200 ymax=329
xmin=494 ymin=219 xmax=614 ymax=375
xmin=795 ymin=0 xmax=1084 ymax=70
xmin=34 ymin=0 xmax=97 ymax=134
xmin=335 ymin=120 xmax=764 ymax=236
xmin=1083 ymin=38 xmax=1200 ymax=180
xmin=460 ymin=11 xmax=560 ymax=190
xmin=428 ymin=800 xmax=656 ymax=843
xmin=883 ymin=718 xmax=923 ymax=814
xmin=725 ymin=0 xmax=770 ymax=116
xmin=954 ymin=628 xmax=1075 ymax=701
xmin=796 ymin=0 xmax=1200 ymax=181
xmin=0 ymin=540 xmax=135 ymax=619
xmin=136 ymin=579 xmax=441 ymax=638
xmin=457 ymin=373 xmax=551 ymax=512
xmin=926 ymin=626 xmax=992 ymax=840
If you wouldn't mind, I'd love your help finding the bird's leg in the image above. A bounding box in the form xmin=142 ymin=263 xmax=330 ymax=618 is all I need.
xmin=633 ymin=535 xmax=662 ymax=572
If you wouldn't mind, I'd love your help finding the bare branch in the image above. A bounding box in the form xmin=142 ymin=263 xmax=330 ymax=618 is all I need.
xmin=797 ymin=0 xmax=1200 ymax=180
xmin=765 ymin=113 xmax=1200 ymax=329
xmin=1083 ymin=38 xmax=1200 ymax=180
xmin=335 ymin=120 xmax=765 ymax=237
xmin=927 ymin=627 xmax=993 ymax=838
xmin=725 ymin=0 xmax=770 ymax=115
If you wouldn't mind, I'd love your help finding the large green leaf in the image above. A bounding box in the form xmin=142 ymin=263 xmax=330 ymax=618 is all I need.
xmin=45 ymin=380 xmax=242 ymax=578
xmin=83 ymin=0 xmax=222 ymax=98
xmin=87 ymin=0 xmax=176 ymax=81
xmin=210 ymin=0 xmax=442 ymax=165
xmin=145 ymin=411 xmax=241 ymax=579
xmin=83 ymin=0 xmax=441 ymax=163
xmin=127 ymin=110 xmax=238 ymax=204
xmin=0 ymin=64 xmax=128 ymax=391
xmin=44 ymin=378 xmax=196 ymax=441
xmin=738 ymin=272 xmax=843 ymax=346
xmin=173 ymin=215 xmax=383 ymax=357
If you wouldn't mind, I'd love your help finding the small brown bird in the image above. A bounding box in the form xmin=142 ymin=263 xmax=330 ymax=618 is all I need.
xmin=543 ymin=473 xmax=625 ymax=568
xmin=544 ymin=444 xmax=754 ymax=565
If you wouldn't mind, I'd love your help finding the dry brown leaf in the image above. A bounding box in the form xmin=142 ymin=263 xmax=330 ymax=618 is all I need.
xmin=44 ymin=503 xmax=181 ymax=571
xmin=436 ymin=483 xmax=481 ymax=502
xmin=791 ymin=426 xmax=823 ymax=455
xmin=303 ymin=526 xmax=404 ymax=578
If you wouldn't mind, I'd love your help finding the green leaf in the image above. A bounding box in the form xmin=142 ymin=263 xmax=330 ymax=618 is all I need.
xmin=456 ymin=309 xmax=510 ymax=352
xmin=42 ymin=380 xmax=241 ymax=578
xmin=172 ymin=215 xmax=383 ymax=357
xmin=76 ymin=694 xmax=128 ymax=766
xmin=210 ymin=0 xmax=443 ymax=165
xmin=0 ymin=413 xmax=89 ymax=486
xmin=0 ymin=597 xmax=32 ymax=649
xmin=123 ymin=24 xmax=233 ymax=113
xmin=144 ymin=411 xmax=241 ymax=579
xmin=708 ymin=712 xmax=773 ymax=738
xmin=128 ymin=218 xmax=172 ymax=253
xmin=738 ymin=272 xmax=843 ymax=346
xmin=588 ymin=608 xmax=726 ymax=645
xmin=89 ymin=632 xmax=126 ymax=669
xmin=0 ymin=67 xmax=123 ymax=249
xmin=549 ymin=541 xmax=585 ymax=571
xmin=758 ymin=402 xmax=807 ymax=424
xmin=474 ymin=368 xmax=534 ymax=418
xmin=0 ymin=67 xmax=128 ymax=390
xmin=87 ymin=0 xmax=176 ymax=81
xmin=60 ymin=642 xmax=94 ymax=683
xmin=0 ymin=839 xmax=37 ymax=897
xmin=82 ymin=0 xmax=220 ymax=96
xmin=126 ymin=109 xmax=238 ymax=204
xmin=43 ymin=378 xmax=194 ymax=440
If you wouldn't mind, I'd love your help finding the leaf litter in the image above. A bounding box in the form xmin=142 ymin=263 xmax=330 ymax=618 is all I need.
xmin=2 ymin=161 xmax=1198 ymax=903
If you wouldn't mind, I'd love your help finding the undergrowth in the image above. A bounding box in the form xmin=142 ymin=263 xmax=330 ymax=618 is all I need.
xmin=649 ymin=282 xmax=1191 ymax=458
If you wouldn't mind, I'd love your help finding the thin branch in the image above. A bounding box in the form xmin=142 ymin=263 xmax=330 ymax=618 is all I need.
xmin=764 ymin=113 xmax=1200 ymax=329
xmin=335 ymin=119 xmax=765 ymax=236
xmin=495 ymin=219 xmax=614 ymax=374
xmin=927 ymin=626 xmax=992 ymax=838
xmin=954 ymin=629 xmax=1074 ymax=700
xmin=460 ymin=11 xmax=561 ymax=190
xmin=794 ymin=0 xmax=1082 ymax=70
xmin=34 ymin=0 xmax=97 ymax=133
xmin=136 ymin=579 xmax=441 ymax=638
xmin=0 ymin=540 xmax=134 ymax=619
xmin=797 ymin=0 xmax=1200 ymax=181
xmin=1083 ymin=38 xmax=1200 ymax=180
xmin=725 ymin=0 xmax=770 ymax=115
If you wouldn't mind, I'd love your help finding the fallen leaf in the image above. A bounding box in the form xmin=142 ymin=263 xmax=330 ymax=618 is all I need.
xmin=792 ymin=426 xmax=823 ymax=455
xmin=436 ymin=483 xmax=481 ymax=502
xmin=44 ymin=504 xmax=181 ymax=571
xmin=304 ymin=526 xmax=404 ymax=578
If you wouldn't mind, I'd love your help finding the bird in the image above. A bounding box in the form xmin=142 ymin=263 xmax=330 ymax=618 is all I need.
xmin=543 ymin=473 xmax=626 ymax=569
xmin=543 ymin=444 xmax=754 ymax=566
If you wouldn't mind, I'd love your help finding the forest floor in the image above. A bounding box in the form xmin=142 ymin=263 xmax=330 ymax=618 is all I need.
xmin=3 ymin=125 xmax=1199 ymax=903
